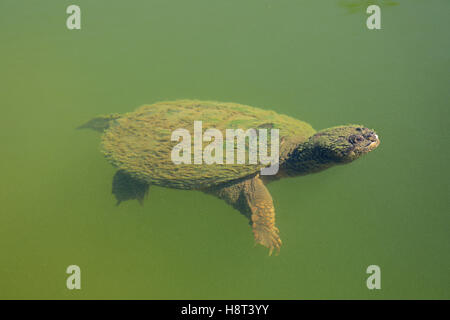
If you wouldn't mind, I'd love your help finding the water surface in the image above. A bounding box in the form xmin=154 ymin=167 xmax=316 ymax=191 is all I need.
xmin=0 ymin=0 xmax=449 ymax=299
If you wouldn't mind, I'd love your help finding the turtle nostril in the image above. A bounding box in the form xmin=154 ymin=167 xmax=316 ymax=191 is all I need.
xmin=365 ymin=132 xmax=379 ymax=142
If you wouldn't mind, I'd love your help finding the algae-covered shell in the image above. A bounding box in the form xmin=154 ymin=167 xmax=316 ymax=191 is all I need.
xmin=101 ymin=100 xmax=315 ymax=189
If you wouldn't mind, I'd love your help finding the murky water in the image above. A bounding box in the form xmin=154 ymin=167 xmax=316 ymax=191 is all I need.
xmin=0 ymin=0 xmax=449 ymax=299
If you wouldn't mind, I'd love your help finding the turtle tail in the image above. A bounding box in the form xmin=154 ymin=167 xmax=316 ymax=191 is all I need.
xmin=77 ymin=113 xmax=122 ymax=132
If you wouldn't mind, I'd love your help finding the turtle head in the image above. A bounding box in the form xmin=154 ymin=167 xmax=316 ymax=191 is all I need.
xmin=284 ymin=125 xmax=380 ymax=175
xmin=310 ymin=125 xmax=380 ymax=164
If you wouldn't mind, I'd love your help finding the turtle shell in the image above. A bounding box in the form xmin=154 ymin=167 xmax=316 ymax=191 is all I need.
xmin=101 ymin=100 xmax=315 ymax=189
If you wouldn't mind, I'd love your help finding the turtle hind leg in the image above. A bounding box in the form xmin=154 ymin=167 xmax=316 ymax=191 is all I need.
xmin=207 ymin=176 xmax=281 ymax=255
xmin=77 ymin=113 xmax=121 ymax=132
xmin=112 ymin=170 xmax=150 ymax=206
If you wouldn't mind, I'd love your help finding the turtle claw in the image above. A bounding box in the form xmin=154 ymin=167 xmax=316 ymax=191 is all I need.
xmin=253 ymin=224 xmax=282 ymax=256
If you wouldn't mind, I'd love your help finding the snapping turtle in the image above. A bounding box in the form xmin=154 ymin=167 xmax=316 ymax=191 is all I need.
xmin=79 ymin=100 xmax=380 ymax=254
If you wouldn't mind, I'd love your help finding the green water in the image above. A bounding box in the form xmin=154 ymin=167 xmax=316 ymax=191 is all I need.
xmin=1 ymin=0 xmax=449 ymax=299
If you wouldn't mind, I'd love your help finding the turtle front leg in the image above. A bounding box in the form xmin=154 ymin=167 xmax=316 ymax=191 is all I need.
xmin=244 ymin=177 xmax=281 ymax=255
xmin=207 ymin=176 xmax=282 ymax=255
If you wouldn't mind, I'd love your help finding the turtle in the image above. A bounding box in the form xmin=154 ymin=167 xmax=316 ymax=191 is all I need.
xmin=78 ymin=99 xmax=380 ymax=254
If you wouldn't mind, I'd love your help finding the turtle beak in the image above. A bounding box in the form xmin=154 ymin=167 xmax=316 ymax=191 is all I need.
xmin=343 ymin=128 xmax=380 ymax=162
xmin=366 ymin=132 xmax=380 ymax=152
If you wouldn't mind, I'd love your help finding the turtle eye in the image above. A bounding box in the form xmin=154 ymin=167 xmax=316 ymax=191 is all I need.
xmin=349 ymin=134 xmax=364 ymax=144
